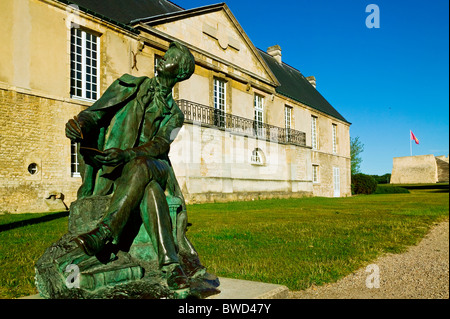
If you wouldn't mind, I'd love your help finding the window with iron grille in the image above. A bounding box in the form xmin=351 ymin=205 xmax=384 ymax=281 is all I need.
xmin=254 ymin=94 xmax=264 ymax=137
xmin=285 ymin=106 xmax=292 ymax=141
xmin=70 ymin=28 xmax=99 ymax=100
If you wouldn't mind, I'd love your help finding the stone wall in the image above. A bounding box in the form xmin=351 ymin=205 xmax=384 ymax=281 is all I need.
xmin=390 ymin=155 xmax=442 ymax=184
xmin=0 ymin=88 xmax=351 ymax=213
xmin=0 ymin=0 xmax=147 ymax=213
xmin=0 ymin=87 xmax=84 ymax=213
xmin=170 ymin=123 xmax=318 ymax=203
xmin=436 ymin=155 xmax=449 ymax=182
xmin=311 ymin=150 xmax=351 ymax=197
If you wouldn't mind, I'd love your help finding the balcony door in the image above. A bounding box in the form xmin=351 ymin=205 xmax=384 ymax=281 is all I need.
xmin=254 ymin=94 xmax=264 ymax=137
xmin=213 ymin=78 xmax=226 ymax=127
xmin=285 ymin=106 xmax=292 ymax=142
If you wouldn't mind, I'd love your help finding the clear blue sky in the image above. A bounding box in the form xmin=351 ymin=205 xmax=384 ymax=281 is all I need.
xmin=178 ymin=0 xmax=449 ymax=175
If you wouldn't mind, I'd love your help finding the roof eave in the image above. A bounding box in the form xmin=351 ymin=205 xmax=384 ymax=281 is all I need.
xmin=130 ymin=3 xmax=226 ymax=26
xmin=278 ymin=90 xmax=351 ymax=125
xmin=56 ymin=0 xmax=139 ymax=33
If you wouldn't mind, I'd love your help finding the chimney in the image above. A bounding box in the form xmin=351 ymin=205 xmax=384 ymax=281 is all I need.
xmin=306 ymin=76 xmax=316 ymax=88
xmin=267 ymin=45 xmax=282 ymax=64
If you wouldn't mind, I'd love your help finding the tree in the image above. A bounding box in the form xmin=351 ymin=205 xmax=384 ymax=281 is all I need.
xmin=350 ymin=136 xmax=364 ymax=175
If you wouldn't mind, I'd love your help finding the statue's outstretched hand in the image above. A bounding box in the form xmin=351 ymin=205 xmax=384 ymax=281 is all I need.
xmin=94 ymin=148 xmax=130 ymax=166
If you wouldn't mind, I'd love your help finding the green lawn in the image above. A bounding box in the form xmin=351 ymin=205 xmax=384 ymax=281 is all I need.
xmin=0 ymin=184 xmax=448 ymax=298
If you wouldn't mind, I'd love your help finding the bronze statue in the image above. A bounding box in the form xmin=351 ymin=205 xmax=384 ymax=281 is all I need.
xmin=35 ymin=42 xmax=219 ymax=299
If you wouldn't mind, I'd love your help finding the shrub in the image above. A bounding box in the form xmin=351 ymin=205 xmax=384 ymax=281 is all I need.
xmin=351 ymin=173 xmax=378 ymax=195
xmin=370 ymin=173 xmax=391 ymax=184
xmin=374 ymin=185 xmax=410 ymax=194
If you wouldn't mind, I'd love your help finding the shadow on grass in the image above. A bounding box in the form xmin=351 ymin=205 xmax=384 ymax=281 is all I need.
xmin=0 ymin=211 xmax=69 ymax=232
xmin=391 ymin=183 xmax=449 ymax=193
xmin=429 ymin=189 xmax=450 ymax=193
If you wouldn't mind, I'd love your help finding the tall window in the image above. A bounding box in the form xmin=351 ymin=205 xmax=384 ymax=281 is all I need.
xmin=332 ymin=124 xmax=337 ymax=153
xmin=312 ymin=165 xmax=319 ymax=183
xmin=311 ymin=116 xmax=318 ymax=149
xmin=333 ymin=167 xmax=340 ymax=197
xmin=285 ymin=106 xmax=292 ymax=141
xmin=71 ymin=141 xmax=80 ymax=177
xmin=70 ymin=28 xmax=99 ymax=100
xmin=154 ymin=54 xmax=162 ymax=77
xmin=254 ymin=94 xmax=264 ymax=137
xmin=213 ymin=78 xmax=226 ymax=127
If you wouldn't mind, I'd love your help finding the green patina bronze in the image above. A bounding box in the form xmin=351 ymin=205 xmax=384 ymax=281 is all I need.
xmin=35 ymin=42 xmax=220 ymax=299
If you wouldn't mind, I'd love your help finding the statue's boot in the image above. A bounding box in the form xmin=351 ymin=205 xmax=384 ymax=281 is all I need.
xmin=163 ymin=263 xmax=190 ymax=290
xmin=73 ymin=223 xmax=113 ymax=256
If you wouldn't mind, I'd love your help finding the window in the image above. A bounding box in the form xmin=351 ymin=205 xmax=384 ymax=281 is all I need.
xmin=71 ymin=28 xmax=99 ymax=100
xmin=333 ymin=167 xmax=340 ymax=197
xmin=311 ymin=116 xmax=318 ymax=149
xmin=285 ymin=106 xmax=292 ymax=141
xmin=28 ymin=163 xmax=38 ymax=175
xmin=251 ymin=148 xmax=265 ymax=165
xmin=71 ymin=141 xmax=80 ymax=177
xmin=312 ymin=165 xmax=319 ymax=183
xmin=213 ymin=78 xmax=226 ymax=127
xmin=254 ymin=94 xmax=264 ymax=137
xmin=154 ymin=54 xmax=162 ymax=77
xmin=332 ymin=124 xmax=337 ymax=153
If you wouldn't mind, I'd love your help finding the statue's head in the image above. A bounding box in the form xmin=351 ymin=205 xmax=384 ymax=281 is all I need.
xmin=157 ymin=42 xmax=195 ymax=83
xmin=170 ymin=42 xmax=195 ymax=82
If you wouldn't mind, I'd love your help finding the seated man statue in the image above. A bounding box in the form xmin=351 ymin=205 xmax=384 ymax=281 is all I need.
xmin=65 ymin=41 xmax=195 ymax=291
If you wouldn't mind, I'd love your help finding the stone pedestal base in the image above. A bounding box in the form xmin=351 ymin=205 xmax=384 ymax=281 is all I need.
xmin=34 ymin=195 xmax=220 ymax=299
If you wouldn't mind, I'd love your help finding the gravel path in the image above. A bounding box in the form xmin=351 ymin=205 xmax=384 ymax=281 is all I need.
xmin=290 ymin=220 xmax=449 ymax=299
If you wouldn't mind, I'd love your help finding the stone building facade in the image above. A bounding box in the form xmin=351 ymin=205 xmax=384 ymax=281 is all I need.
xmin=0 ymin=0 xmax=351 ymax=213
xmin=391 ymin=154 xmax=449 ymax=184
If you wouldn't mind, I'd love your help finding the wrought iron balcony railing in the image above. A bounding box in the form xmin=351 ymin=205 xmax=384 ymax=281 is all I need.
xmin=176 ymin=99 xmax=307 ymax=147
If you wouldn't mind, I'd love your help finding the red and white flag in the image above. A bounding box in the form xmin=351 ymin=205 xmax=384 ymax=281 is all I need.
xmin=410 ymin=130 xmax=419 ymax=144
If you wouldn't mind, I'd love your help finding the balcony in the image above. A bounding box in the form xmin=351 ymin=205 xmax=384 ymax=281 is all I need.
xmin=176 ymin=99 xmax=307 ymax=147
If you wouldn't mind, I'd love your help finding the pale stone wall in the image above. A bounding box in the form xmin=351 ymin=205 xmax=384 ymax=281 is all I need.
xmin=0 ymin=87 xmax=84 ymax=213
xmin=436 ymin=155 xmax=449 ymax=182
xmin=391 ymin=155 xmax=438 ymax=184
xmin=0 ymin=0 xmax=148 ymax=212
xmin=391 ymin=155 xmax=449 ymax=184
xmin=169 ymin=123 xmax=314 ymax=203
xmin=150 ymin=7 xmax=276 ymax=85
xmin=0 ymin=0 xmax=151 ymax=98
xmin=311 ymin=150 xmax=351 ymax=197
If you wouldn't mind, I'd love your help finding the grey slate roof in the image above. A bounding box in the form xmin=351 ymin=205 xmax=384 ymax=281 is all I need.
xmin=258 ymin=49 xmax=350 ymax=124
xmin=60 ymin=0 xmax=183 ymax=25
